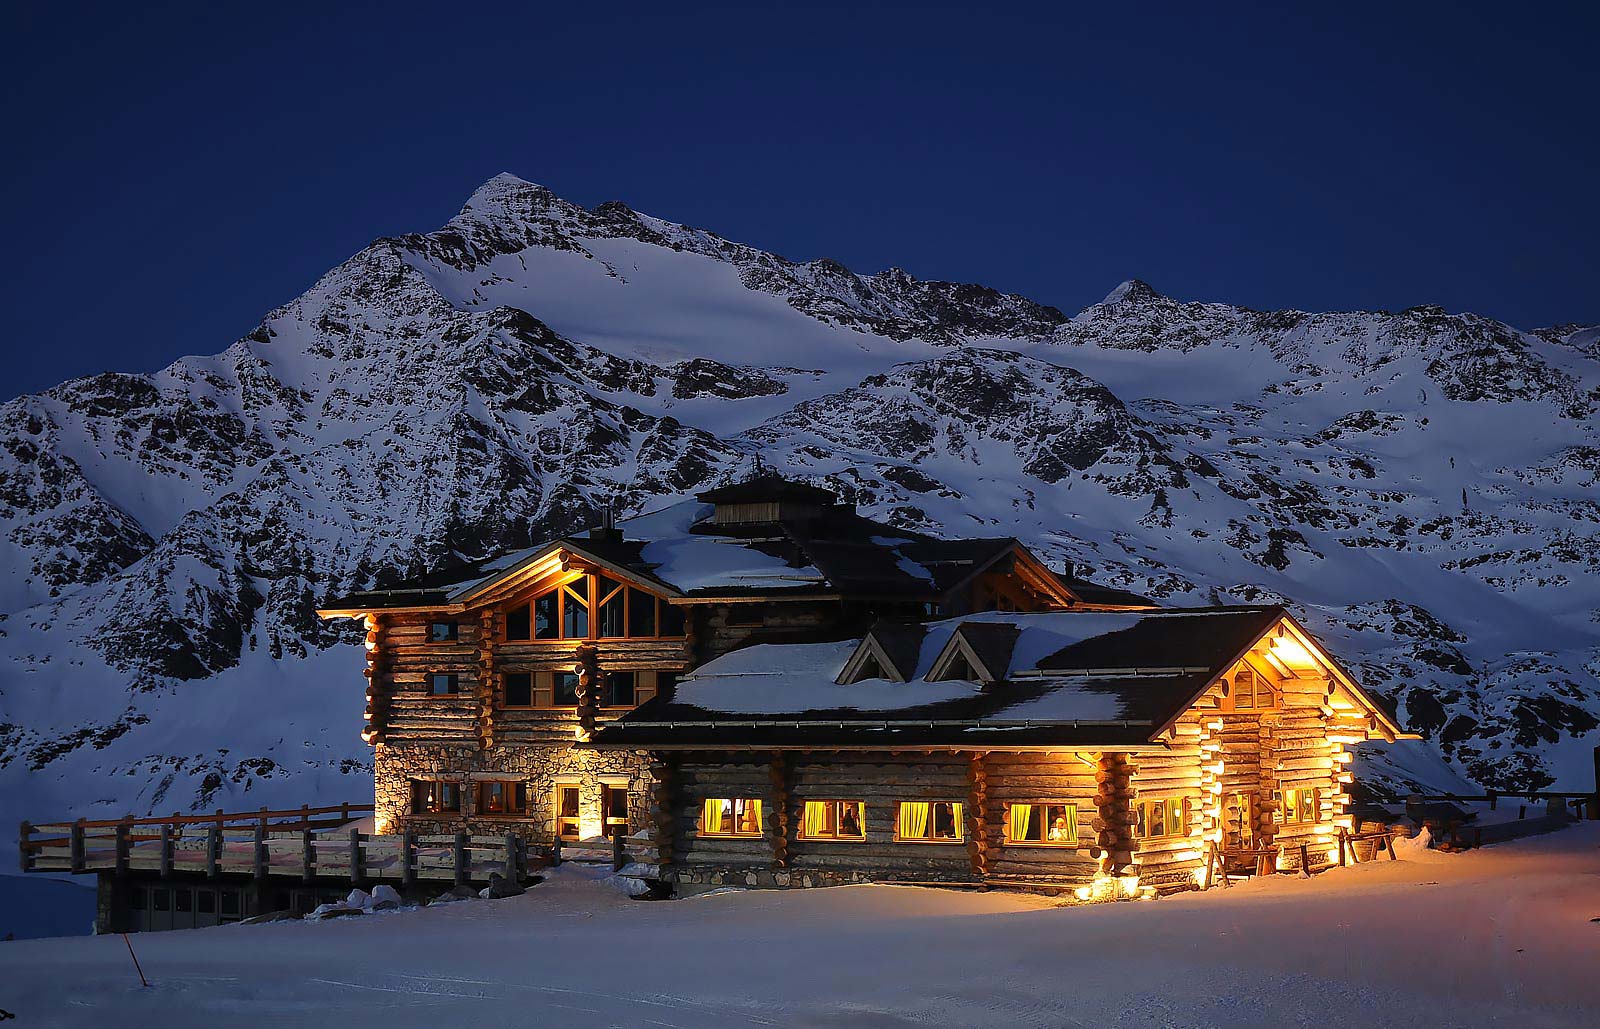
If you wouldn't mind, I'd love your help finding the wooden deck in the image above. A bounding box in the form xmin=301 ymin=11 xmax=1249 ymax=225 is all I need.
xmin=19 ymin=803 xmax=543 ymax=886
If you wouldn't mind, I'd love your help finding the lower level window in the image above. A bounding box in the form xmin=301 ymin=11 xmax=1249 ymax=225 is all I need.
xmin=556 ymin=784 xmax=582 ymax=840
xmin=896 ymin=801 xmax=962 ymax=843
xmin=800 ymin=800 xmax=865 ymax=840
xmin=1277 ymin=787 xmax=1321 ymax=825
xmin=602 ymin=784 xmax=630 ymax=837
xmin=701 ymin=798 xmax=763 ymax=837
xmin=477 ymin=781 xmax=529 ymax=816
xmin=411 ymin=780 xmax=461 ymax=815
xmin=1006 ymin=803 xmax=1078 ymax=846
xmin=1134 ymin=797 xmax=1188 ymax=839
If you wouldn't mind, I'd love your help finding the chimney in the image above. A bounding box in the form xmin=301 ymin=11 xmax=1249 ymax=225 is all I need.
xmin=1059 ymin=560 xmax=1075 ymax=580
xmin=589 ymin=505 xmax=622 ymax=544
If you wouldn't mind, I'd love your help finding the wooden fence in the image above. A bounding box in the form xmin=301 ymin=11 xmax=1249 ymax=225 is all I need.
xmin=19 ymin=803 xmax=540 ymax=886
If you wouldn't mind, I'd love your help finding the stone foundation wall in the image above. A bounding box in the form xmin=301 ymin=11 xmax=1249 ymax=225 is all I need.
xmin=375 ymin=740 xmax=650 ymax=843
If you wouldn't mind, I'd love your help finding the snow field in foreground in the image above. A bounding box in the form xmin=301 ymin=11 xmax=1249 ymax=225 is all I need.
xmin=2 ymin=825 xmax=1597 ymax=1028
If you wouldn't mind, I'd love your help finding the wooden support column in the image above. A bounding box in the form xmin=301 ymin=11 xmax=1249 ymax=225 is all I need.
xmin=768 ymin=754 xmax=792 ymax=870
xmin=650 ymin=754 xmax=677 ymax=868
xmin=70 ymin=819 xmax=86 ymax=873
xmin=160 ymin=824 xmax=174 ymax=879
xmin=401 ymin=830 xmax=416 ymax=887
xmin=967 ymin=753 xmax=990 ymax=878
xmin=476 ymin=609 xmax=498 ymax=750
xmin=18 ymin=821 xmax=32 ymax=874
xmin=453 ymin=831 xmax=469 ymax=885
xmin=207 ymin=824 xmax=221 ymax=878
xmin=574 ymin=643 xmax=600 ymax=743
xmin=362 ymin=613 xmax=388 ymax=745
xmin=301 ymin=827 xmax=314 ymax=882
xmin=349 ymin=828 xmax=363 ymax=883
xmin=114 ymin=821 xmax=130 ymax=876
xmin=253 ymin=820 xmax=267 ymax=880
xmin=1094 ymin=752 xmax=1136 ymax=875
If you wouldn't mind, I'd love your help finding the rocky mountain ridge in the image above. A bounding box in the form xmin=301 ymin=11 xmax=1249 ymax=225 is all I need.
xmin=1 ymin=173 xmax=1596 ymax=830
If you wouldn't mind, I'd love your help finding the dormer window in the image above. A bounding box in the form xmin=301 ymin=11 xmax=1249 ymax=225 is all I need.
xmin=937 ymin=651 xmax=977 ymax=682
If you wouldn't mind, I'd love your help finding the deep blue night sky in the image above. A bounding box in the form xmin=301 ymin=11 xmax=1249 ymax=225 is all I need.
xmin=4 ymin=1 xmax=1595 ymax=400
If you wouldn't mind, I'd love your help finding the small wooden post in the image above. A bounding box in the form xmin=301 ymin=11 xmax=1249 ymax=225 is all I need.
xmin=159 ymin=824 xmax=173 ymax=879
xmin=611 ymin=829 xmax=625 ymax=873
xmin=505 ymin=832 xmax=520 ymax=880
xmin=1337 ymin=831 xmax=1346 ymax=867
xmin=340 ymin=801 xmax=351 ymax=824
xmin=1592 ymin=744 xmax=1600 ymax=820
xmin=253 ymin=821 xmax=267 ymax=879
xmin=301 ymin=827 xmax=314 ymax=882
xmin=300 ymin=804 xmax=310 ymax=831
xmin=18 ymin=820 xmax=32 ymax=874
xmin=70 ymin=819 xmax=86 ymax=873
xmin=1298 ymin=842 xmax=1309 ymax=876
xmin=203 ymin=823 xmax=218 ymax=878
xmin=1488 ymin=789 xmax=1497 ymax=811
xmin=453 ymin=831 xmax=469 ymax=886
xmin=115 ymin=821 xmax=130 ymax=876
xmin=401 ymin=830 xmax=415 ymax=887
xmin=349 ymin=828 xmax=362 ymax=883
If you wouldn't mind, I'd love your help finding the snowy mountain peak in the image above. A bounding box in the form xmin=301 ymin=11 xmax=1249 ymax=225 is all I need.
xmin=0 ymin=173 xmax=1596 ymax=836
xmin=1098 ymin=279 xmax=1163 ymax=306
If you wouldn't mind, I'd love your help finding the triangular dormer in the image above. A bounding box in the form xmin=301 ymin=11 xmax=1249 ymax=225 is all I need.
xmin=835 ymin=622 xmax=927 ymax=684
xmin=925 ymin=622 xmax=1021 ymax=684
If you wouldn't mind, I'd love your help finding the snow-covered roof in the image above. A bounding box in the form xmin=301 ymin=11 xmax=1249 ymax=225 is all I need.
xmin=593 ymin=604 xmax=1405 ymax=749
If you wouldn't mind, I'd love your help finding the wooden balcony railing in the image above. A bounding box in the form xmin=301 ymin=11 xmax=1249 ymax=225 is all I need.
xmin=18 ymin=803 xmax=541 ymax=886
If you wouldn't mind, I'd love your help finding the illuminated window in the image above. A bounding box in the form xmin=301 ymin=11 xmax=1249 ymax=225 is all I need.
xmin=1276 ymin=787 xmax=1321 ymax=825
xmin=1222 ymin=665 xmax=1278 ymax=711
xmin=700 ymin=798 xmax=763 ymax=837
xmin=800 ymin=800 xmax=865 ymax=841
xmin=410 ymin=780 xmax=460 ymax=815
xmin=895 ymin=801 xmax=962 ymax=843
xmin=555 ymin=785 xmax=581 ymax=840
xmin=1134 ymin=797 xmax=1189 ymax=840
xmin=430 ymin=673 xmax=459 ymax=696
xmin=602 ymin=784 xmax=630 ymax=837
xmin=428 ymin=621 xmax=458 ymax=643
xmin=477 ymin=781 xmax=529 ymax=816
xmin=1005 ymin=803 xmax=1078 ymax=846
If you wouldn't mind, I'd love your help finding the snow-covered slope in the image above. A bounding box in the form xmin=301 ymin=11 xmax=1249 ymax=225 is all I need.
xmin=2 ymin=173 xmax=1596 ymax=835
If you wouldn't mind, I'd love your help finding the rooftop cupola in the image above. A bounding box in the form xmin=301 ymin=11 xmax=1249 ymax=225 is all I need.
xmin=695 ymin=474 xmax=839 ymax=526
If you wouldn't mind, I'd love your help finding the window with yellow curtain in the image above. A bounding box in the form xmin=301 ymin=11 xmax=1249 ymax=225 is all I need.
xmin=799 ymin=800 xmax=865 ymax=840
xmin=1005 ymin=803 xmax=1078 ymax=846
xmin=895 ymin=801 xmax=962 ymax=842
xmin=1133 ymin=797 xmax=1189 ymax=839
xmin=700 ymin=798 xmax=763 ymax=837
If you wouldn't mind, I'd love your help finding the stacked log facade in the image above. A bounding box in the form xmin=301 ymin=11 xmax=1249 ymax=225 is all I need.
xmin=366 ymin=586 xmax=691 ymax=844
xmin=667 ymin=750 xmax=1110 ymax=893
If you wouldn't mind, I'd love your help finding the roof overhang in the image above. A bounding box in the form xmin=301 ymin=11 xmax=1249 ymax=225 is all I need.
xmin=317 ymin=539 xmax=683 ymax=620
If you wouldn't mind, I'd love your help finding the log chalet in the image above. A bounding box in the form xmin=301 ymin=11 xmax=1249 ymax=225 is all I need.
xmin=20 ymin=474 xmax=1416 ymax=929
xmin=589 ymin=606 xmax=1410 ymax=894
xmin=315 ymin=476 xmax=1152 ymax=853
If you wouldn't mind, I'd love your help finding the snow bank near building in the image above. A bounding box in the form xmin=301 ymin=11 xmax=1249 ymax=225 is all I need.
xmin=2 ymin=826 xmax=1596 ymax=1026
